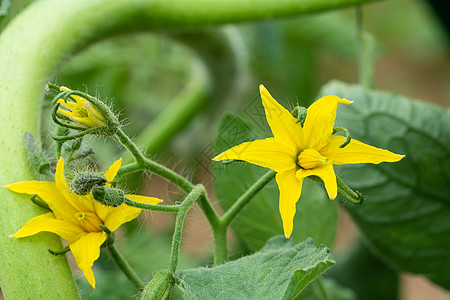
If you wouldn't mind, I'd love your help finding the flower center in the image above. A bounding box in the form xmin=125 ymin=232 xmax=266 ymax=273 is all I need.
xmin=75 ymin=211 xmax=103 ymax=232
xmin=298 ymin=148 xmax=329 ymax=169
xmin=74 ymin=105 xmax=89 ymax=117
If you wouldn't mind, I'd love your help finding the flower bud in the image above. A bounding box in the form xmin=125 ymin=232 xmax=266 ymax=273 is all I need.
xmin=92 ymin=186 xmax=125 ymax=207
xmin=70 ymin=173 xmax=107 ymax=195
xmin=140 ymin=269 xmax=175 ymax=300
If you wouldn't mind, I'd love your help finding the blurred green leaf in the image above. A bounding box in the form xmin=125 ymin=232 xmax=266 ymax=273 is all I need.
xmin=326 ymin=240 xmax=398 ymax=300
xmin=298 ymin=277 xmax=358 ymax=300
xmin=175 ymin=236 xmax=334 ymax=300
xmin=319 ymin=81 xmax=450 ymax=289
xmin=213 ymin=114 xmax=337 ymax=252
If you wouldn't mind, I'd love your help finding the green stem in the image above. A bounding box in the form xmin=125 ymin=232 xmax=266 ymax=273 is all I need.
xmin=124 ymin=198 xmax=180 ymax=213
xmin=107 ymin=242 xmax=145 ymax=291
xmin=221 ymin=170 xmax=276 ymax=227
xmin=116 ymin=129 xmax=194 ymax=193
xmin=313 ymin=277 xmax=330 ymax=300
xmin=136 ymin=62 xmax=210 ymax=155
xmin=115 ymin=128 xmax=146 ymax=163
xmin=355 ymin=6 xmax=375 ymax=89
xmin=169 ymin=184 xmax=204 ymax=273
xmin=212 ymin=225 xmax=228 ymax=265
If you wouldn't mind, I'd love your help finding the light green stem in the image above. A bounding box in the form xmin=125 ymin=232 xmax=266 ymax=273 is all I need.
xmin=136 ymin=62 xmax=210 ymax=154
xmin=169 ymin=185 xmax=204 ymax=273
xmin=0 ymin=0 xmax=379 ymax=297
xmin=355 ymin=6 xmax=375 ymax=89
xmin=221 ymin=170 xmax=276 ymax=227
xmin=108 ymin=243 xmax=145 ymax=290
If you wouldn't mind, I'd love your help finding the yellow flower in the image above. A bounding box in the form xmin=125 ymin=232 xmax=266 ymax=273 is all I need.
xmin=57 ymin=86 xmax=107 ymax=128
xmin=5 ymin=157 xmax=161 ymax=288
xmin=213 ymin=85 xmax=404 ymax=238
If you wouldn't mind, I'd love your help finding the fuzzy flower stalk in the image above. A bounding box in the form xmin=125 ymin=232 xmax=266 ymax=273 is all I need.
xmin=5 ymin=157 xmax=162 ymax=288
xmin=214 ymin=85 xmax=404 ymax=238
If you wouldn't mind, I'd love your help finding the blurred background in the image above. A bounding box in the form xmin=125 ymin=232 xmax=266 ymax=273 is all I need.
xmin=1 ymin=0 xmax=449 ymax=299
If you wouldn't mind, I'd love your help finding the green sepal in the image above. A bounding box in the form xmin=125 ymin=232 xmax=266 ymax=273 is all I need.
xmin=23 ymin=132 xmax=52 ymax=177
xmin=92 ymin=185 xmax=126 ymax=207
xmin=70 ymin=173 xmax=107 ymax=195
xmin=140 ymin=269 xmax=175 ymax=300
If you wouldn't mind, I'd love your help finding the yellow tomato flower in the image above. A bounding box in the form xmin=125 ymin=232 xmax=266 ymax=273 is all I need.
xmin=5 ymin=157 xmax=161 ymax=288
xmin=213 ymin=85 xmax=404 ymax=238
xmin=57 ymin=86 xmax=107 ymax=128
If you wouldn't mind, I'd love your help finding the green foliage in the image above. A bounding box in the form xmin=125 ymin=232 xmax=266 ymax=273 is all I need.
xmin=326 ymin=240 xmax=398 ymax=300
xmin=298 ymin=277 xmax=358 ymax=300
xmin=319 ymin=81 xmax=450 ymax=289
xmin=175 ymin=237 xmax=334 ymax=300
xmin=213 ymin=114 xmax=337 ymax=251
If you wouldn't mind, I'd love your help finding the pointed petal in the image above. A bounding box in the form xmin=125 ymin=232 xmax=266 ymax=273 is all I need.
xmin=57 ymin=99 xmax=77 ymax=111
xmin=125 ymin=195 xmax=162 ymax=205
xmin=213 ymin=138 xmax=296 ymax=172
xmin=104 ymin=204 xmax=141 ymax=232
xmin=11 ymin=212 xmax=84 ymax=244
xmin=320 ymin=135 xmax=405 ymax=165
xmin=5 ymin=181 xmax=79 ymax=224
xmin=297 ymin=164 xmax=337 ymax=200
xmin=276 ymin=167 xmax=303 ymax=238
xmin=260 ymin=85 xmax=304 ymax=152
xmin=104 ymin=158 xmax=122 ymax=183
xmin=55 ymin=157 xmax=93 ymax=213
xmin=70 ymin=232 xmax=106 ymax=289
xmin=303 ymin=95 xmax=352 ymax=150
xmin=70 ymin=116 xmax=98 ymax=128
xmin=57 ymin=108 xmax=73 ymax=119
xmin=92 ymin=195 xmax=111 ymax=222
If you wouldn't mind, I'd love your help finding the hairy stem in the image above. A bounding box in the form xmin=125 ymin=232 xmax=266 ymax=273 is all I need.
xmin=107 ymin=243 xmax=145 ymax=290
xmin=169 ymin=185 xmax=204 ymax=273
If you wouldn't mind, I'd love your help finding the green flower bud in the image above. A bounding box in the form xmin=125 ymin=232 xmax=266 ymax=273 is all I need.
xmin=291 ymin=106 xmax=307 ymax=127
xmin=140 ymin=269 xmax=175 ymax=300
xmin=92 ymin=185 xmax=125 ymax=207
xmin=70 ymin=173 xmax=107 ymax=195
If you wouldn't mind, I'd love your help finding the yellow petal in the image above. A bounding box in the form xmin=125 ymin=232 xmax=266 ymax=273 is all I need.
xmin=104 ymin=204 xmax=141 ymax=232
xmin=276 ymin=167 xmax=303 ymax=238
xmin=70 ymin=232 xmax=107 ymax=289
xmin=92 ymin=195 xmax=111 ymax=222
xmin=320 ymin=135 xmax=405 ymax=165
xmin=84 ymin=102 xmax=106 ymax=125
xmin=11 ymin=212 xmax=84 ymax=244
xmin=57 ymin=99 xmax=77 ymax=111
xmin=303 ymin=95 xmax=352 ymax=150
xmin=5 ymin=181 xmax=79 ymax=225
xmin=260 ymin=85 xmax=304 ymax=153
xmin=297 ymin=164 xmax=337 ymax=200
xmin=57 ymin=108 xmax=72 ymax=119
xmin=70 ymin=115 xmax=99 ymax=128
xmin=213 ymin=138 xmax=296 ymax=173
xmin=104 ymin=158 xmax=122 ymax=183
xmin=125 ymin=194 xmax=162 ymax=205
xmin=55 ymin=157 xmax=94 ymax=213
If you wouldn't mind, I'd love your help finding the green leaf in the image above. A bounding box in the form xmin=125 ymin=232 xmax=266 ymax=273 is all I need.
xmin=175 ymin=237 xmax=335 ymax=300
xmin=319 ymin=81 xmax=450 ymax=289
xmin=212 ymin=114 xmax=337 ymax=251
